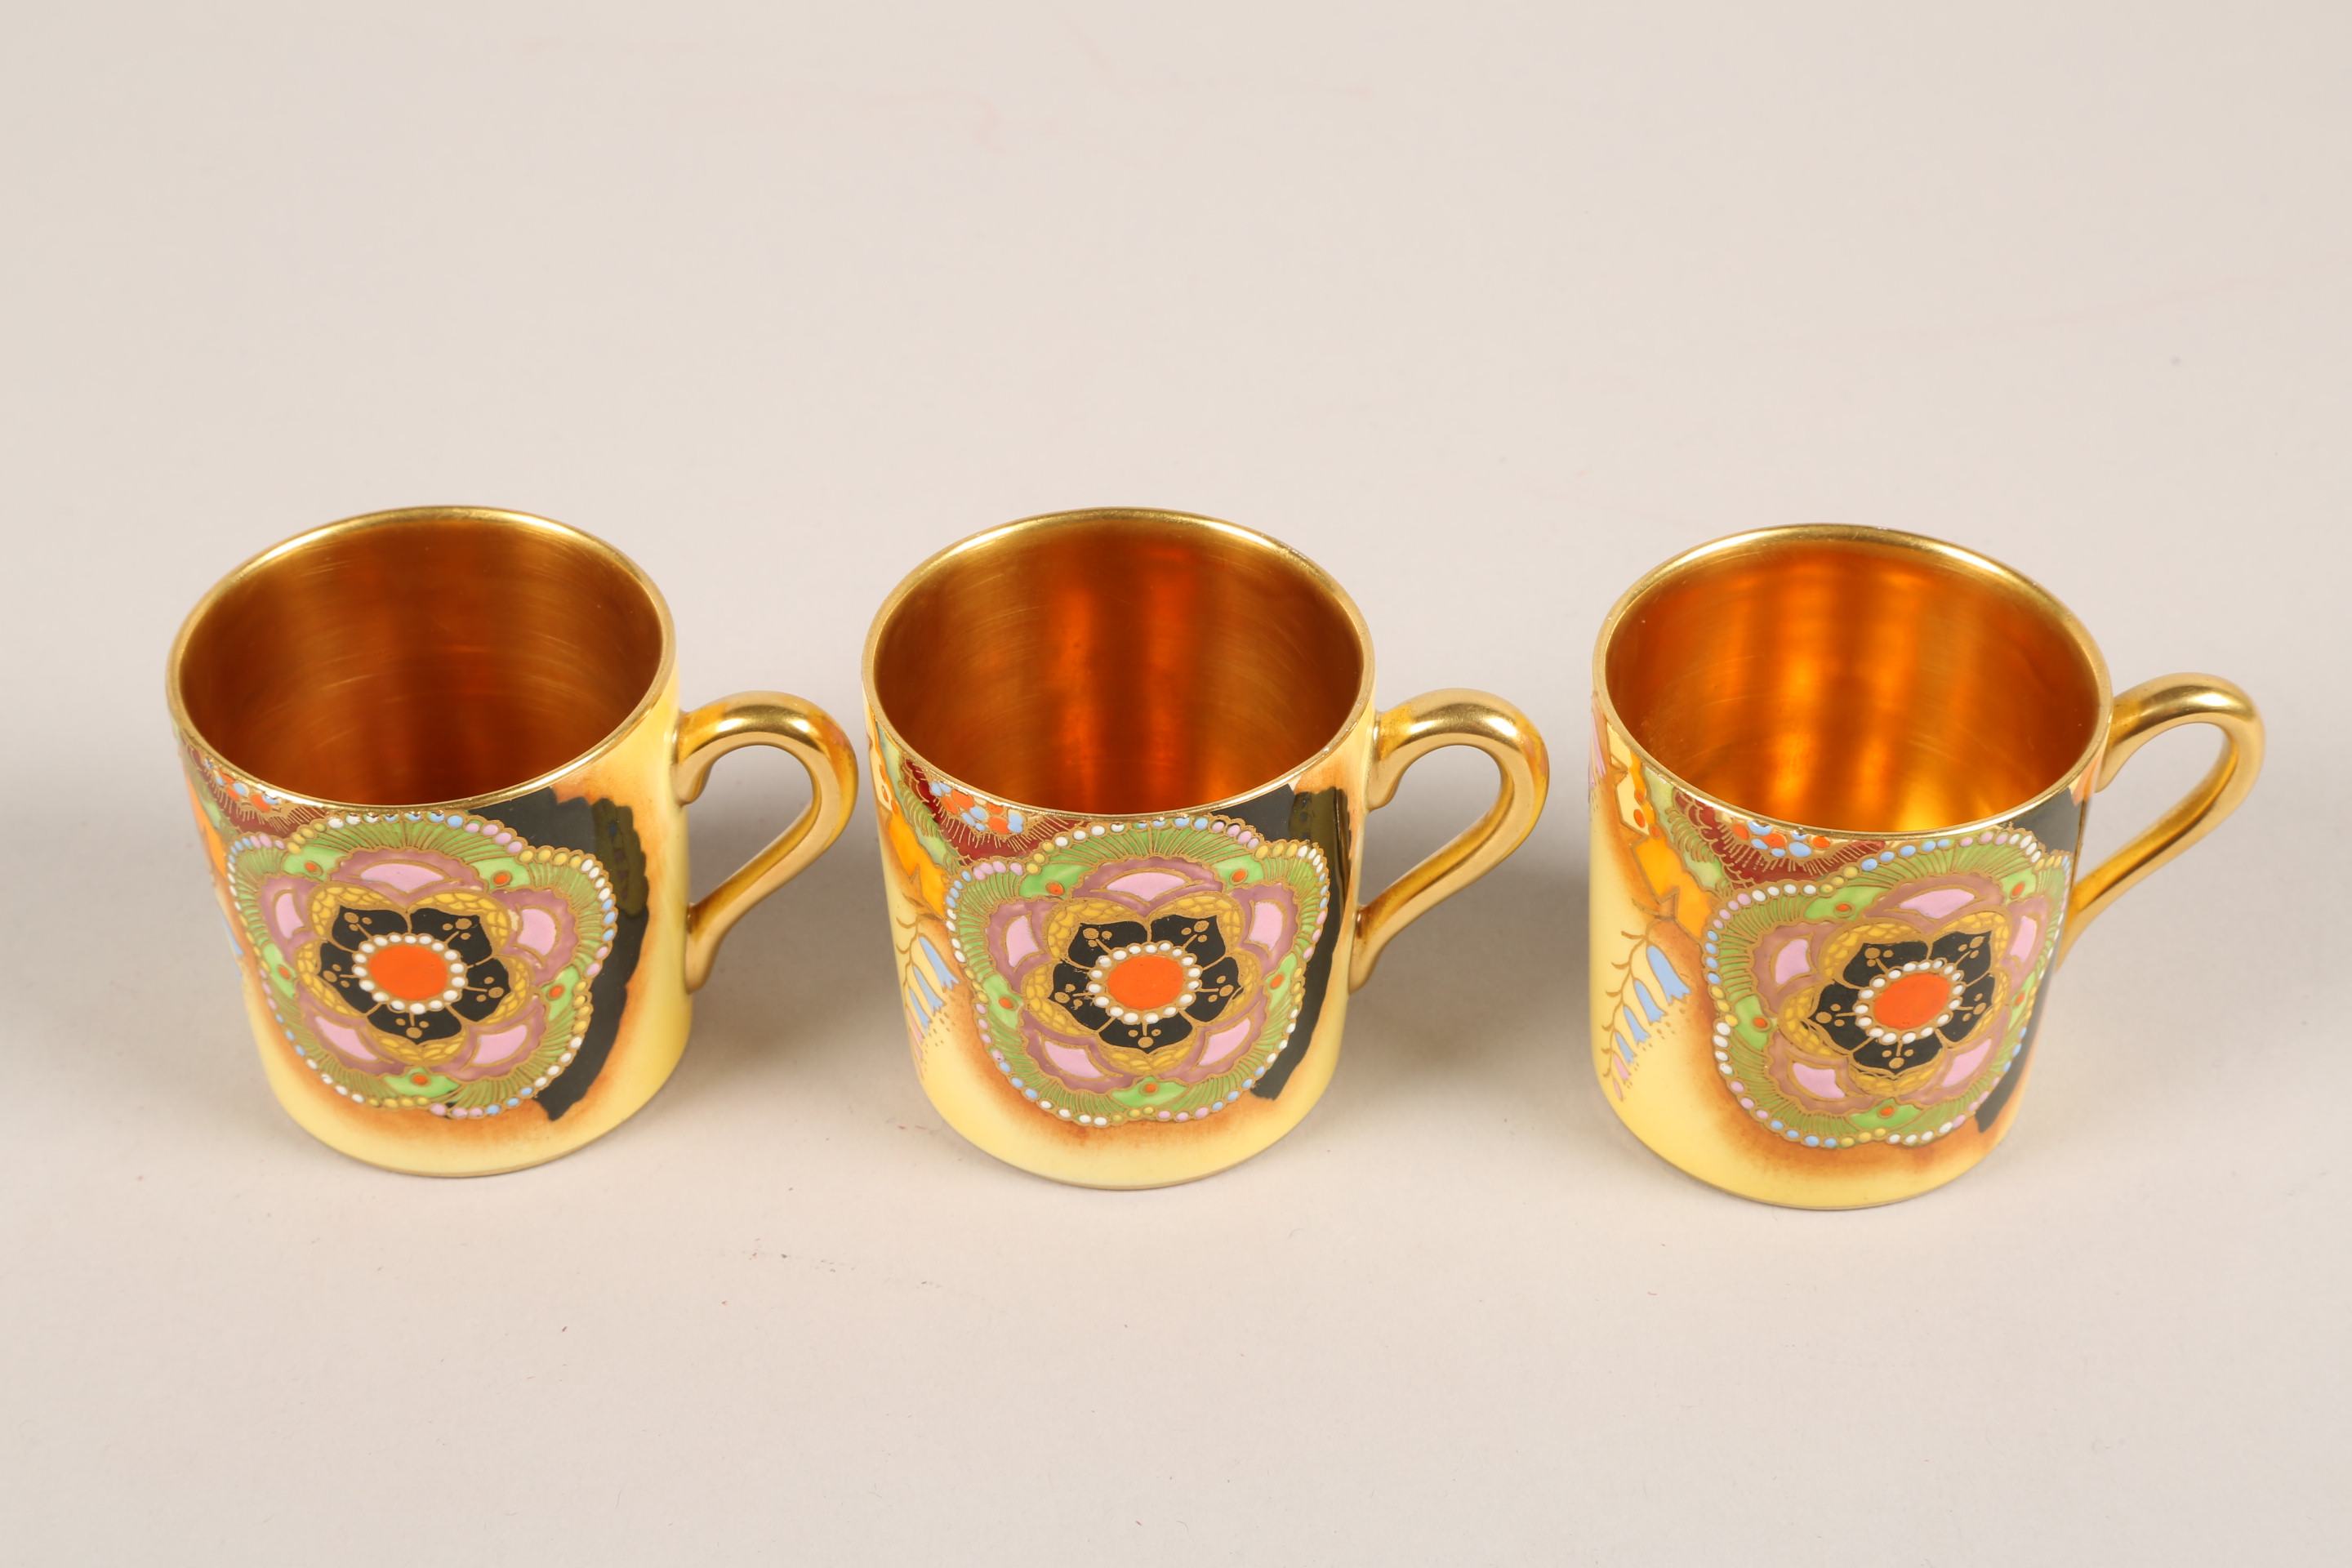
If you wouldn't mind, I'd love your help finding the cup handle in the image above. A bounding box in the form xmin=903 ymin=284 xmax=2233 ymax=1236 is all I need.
xmin=2060 ymin=674 xmax=2263 ymax=961
xmin=673 ymin=691 xmax=860 ymax=991
xmin=1348 ymin=688 xmax=1550 ymax=991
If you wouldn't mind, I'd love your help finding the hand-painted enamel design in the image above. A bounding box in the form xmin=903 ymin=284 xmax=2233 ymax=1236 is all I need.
xmin=188 ymin=746 xmax=329 ymax=840
xmin=1701 ymin=834 xmax=2065 ymax=1149
xmin=185 ymin=742 xmax=648 ymax=1122
xmin=900 ymin=752 xmax=1077 ymax=860
xmin=222 ymin=813 xmax=617 ymax=1116
xmin=871 ymin=734 xmax=981 ymax=1062
xmin=1592 ymin=715 xmax=2074 ymax=1153
xmin=871 ymin=728 xmax=1332 ymax=1129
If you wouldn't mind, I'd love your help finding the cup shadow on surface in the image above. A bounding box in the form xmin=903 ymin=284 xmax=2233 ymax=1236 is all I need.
xmin=654 ymin=793 xmax=904 ymax=1111
xmin=1330 ymin=838 xmax=1591 ymax=1124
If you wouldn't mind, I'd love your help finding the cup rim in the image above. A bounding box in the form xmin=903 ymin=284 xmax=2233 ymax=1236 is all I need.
xmin=1592 ymin=522 xmax=2114 ymax=840
xmin=167 ymin=504 xmax=678 ymax=813
xmin=862 ymin=506 xmax=1379 ymax=818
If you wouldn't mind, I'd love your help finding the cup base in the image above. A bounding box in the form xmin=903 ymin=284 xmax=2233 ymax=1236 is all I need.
xmin=242 ymin=969 xmax=688 ymax=1178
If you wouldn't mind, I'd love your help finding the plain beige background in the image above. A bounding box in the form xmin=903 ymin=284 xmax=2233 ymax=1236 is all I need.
xmin=3 ymin=4 xmax=2346 ymax=1563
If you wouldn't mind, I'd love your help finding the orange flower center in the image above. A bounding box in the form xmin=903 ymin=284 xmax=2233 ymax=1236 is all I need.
xmin=370 ymin=944 xmax=451 ymax=1002
xmin=1103 ymin=952 xmax=1187 ymax=1011
xmin=1872 ymin=971 xmax=1953 ymax=1032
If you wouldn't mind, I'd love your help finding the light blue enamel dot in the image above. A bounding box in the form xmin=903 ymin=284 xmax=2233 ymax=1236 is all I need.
xmin=1023 ymin=1088 xmax=1039 ymax=1100
xmin=1860 ymin=857 xmax=1878 ymax=870
xmin=1803 ymin=1136 xmax=1820 ymax=1146
xmin=1770 ymin=1120 xmax=1784 ymax=1130
xmin=1899 ymin=844 xmax=1918 ymax=857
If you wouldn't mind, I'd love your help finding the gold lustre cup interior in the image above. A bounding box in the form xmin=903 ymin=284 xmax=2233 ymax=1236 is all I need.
xmin=172 ymin=507 xmax=670 ymax=806
xmin=869 ymin=510 xmax=1370 ymax=815
xmin=1600 ymin=527 xmax=2105 ymax=834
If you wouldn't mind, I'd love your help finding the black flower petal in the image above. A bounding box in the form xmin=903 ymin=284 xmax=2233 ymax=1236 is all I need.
xmin=1930 ymin=928 xmax=1996 ymax=985
xmin=1811 ymin=983 xmax=1870 ymax=1051
xmin=1851 ymin=1030 xmax=1944 ymax=1076
xmin=368 ymin=1004 xmax=462 ymax=1045
xmin=1049 ymin=962 xmax=1111 ymax=1029
xmin=1153 ymin=913 xmax=1225 ymax=966
xmin=330 ymin=905 xmax=408 ymax=948
xmin=1186 ymin=956 xmax=1244 ymax=1022
xmin=410 ymin=907 xmax=494 ymax=966
xmin=1936 ymin=972 xmax=1999 ymax=1045
xmin=318 ymin=942 xmax=377 ymax=1014
xmin=451 ymin=958 xmax=511 ymax=1022
xmin=1098 ymin=1013 xmax=1194 ymax=1053
xmin=1065 ymin=920 xmax=1147 ymax=968
xmin=1839 ymin=938 xmax=1927 ymax=989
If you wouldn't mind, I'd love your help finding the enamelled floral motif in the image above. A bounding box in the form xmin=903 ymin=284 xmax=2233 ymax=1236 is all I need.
xmin=1704 ymin=833 xmax=2067 ymax=1149
xmin=950 ymin=817 xmax=1330 ymax=1125
xmin=1591 ymin=715 xmax=2071 ymax=1150
xmin=871 ymin=728 xmax=1332 ymax=1128
xmin=220 ymin=811 xmax=617 ymax=1116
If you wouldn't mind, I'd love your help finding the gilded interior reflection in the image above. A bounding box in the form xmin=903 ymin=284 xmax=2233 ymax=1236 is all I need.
xmin=175 ymin=512 xmax=667 ymax=804
xmin=1603 ymin=532 xmax=2101 ymax=832
xmin=871 ymin=512 xmax=1367 ymax=813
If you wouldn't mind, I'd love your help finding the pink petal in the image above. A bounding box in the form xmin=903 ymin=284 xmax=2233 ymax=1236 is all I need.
xmin=2007 ymin=915 xmax=2041 ymax=963
xmin=357 ymin=859 xmax=447 ymax=893
xmin=1196 ymin=1018 xmax=1256 ymax=1071
xmin=1940 ymin=1039 xmax=1994 ymax=1086
xmin=1771 ymin=938 xmax=1812 ymax=987
xmin=1037 ymin=1037 xmax=1102 ymax=1080
xmin=311 ymin=1012 xmax=392 ymax=1071
xmin=466 ymin=1022 xmax=536 ymax=1075
xmin=1000 ymin=913 xmax=1038 ymax=970
xmin=1792 ymin=1061 xmax=1844 ymax=1100
xmin=1105 ymin=870 xmax=1190 ymax=902
xmin=1900 ymin=887 xmax=1977 ymax=920
xmin=515 ymin=906 xmax=561 ymax=956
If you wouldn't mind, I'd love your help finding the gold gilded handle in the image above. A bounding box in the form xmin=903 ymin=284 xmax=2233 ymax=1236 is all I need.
xmin=1349 ymin=688 xmax=1550 ymax=991
xmin=2060 ymin=674 xmax=2262 ymax=960
xmin=674 ymin=691 xmax=859 ymax=991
